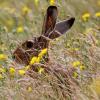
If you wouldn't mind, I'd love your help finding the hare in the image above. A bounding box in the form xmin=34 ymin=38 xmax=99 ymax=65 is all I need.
xmin=13 ymin=6 xmax=77 ymax=99
xmin=13 ymin=6 xmax=75 ymax=66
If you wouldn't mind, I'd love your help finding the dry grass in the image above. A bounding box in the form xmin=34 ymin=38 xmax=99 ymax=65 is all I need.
xmin=0 ymin=0 xmax=100 ymax=100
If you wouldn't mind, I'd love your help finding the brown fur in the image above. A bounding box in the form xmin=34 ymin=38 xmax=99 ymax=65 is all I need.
xmin=13 ymin=6 xmax=75 ymax=66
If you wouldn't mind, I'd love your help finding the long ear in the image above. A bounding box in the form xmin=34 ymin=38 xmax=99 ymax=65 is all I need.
xmin=48 ymin=17 xmax=75 ymax=39
xmin=42 ymin=6 xmax=58 ymax=37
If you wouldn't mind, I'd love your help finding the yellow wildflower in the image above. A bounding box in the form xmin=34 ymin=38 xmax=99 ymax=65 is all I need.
xmin=24 ymin=65 xmax=30 ymax=71
xmin=34 ymin=0 xmax=39 ymax=6
xmin=73 ymin=72 xmax=78 ymax=78
xmin=36 ymin=57 xmax=41 ymax=63
xmin=80 ymin=65 xmax=86 ymax=70
xmin=29 ymin=49 xmax=47 ymax=65
xmin=38 ymin=48 xmax=47 ymax=58
xmin=0 ymin=68 xmax=6 ymax=73
xmin=9 ymin=67 xmax=15 ymax=75
xmin=30 ymin=56 xmax=38 ymax=65
xmin=38 ymin=67 xmax=44 ymax=74
xmin=18 ymin=70 xmax=26 ymax=76
xmin=36 ymin=48 xmax=48 ymax=63
xmin=27 ymin=86 xmax=32 ymax=92
xmin=0 ymin=54 xmax=7 ymax=61
xmin=22 ymin=6 xmax=31 ymax=15
xmin=0 ymin=74 xmax=3 ymax=79
xmin=17 ymin=26 xmax=24 ymax=33
xmin=72 ymin=61 xmax=81 ymax=67
xmin=50 ymin=0 xmax=55 ymax=5
xmin=82 ymin=13 xmax=90 ymax=21
xmin=95 ymin=12 xmax=100 ymax=17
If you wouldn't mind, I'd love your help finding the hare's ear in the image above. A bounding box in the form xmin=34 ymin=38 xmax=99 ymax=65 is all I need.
xmin=42 ymin=6 xmax=58 ymax=37
xmin=48 ymin=17 xmax=75 ymax=39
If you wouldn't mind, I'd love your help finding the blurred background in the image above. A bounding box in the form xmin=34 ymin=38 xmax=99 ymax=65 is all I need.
xmin=0 ymin=0 xmax=100 ymax=99
xmin=0 ymin=0 xmax=99 ymax=54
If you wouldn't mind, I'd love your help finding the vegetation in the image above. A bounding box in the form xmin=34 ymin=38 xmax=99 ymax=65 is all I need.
xmin=0 ymin=0 xmax=100 ymax=100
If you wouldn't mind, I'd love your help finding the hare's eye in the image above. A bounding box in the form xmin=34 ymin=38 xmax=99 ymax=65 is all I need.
xmin=26 ymin=41 xmax=33 ymax=49
xmin=12 ymin=55 xmax=15 ymax=59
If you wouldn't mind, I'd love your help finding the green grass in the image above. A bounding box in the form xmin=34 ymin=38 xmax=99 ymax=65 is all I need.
xmin=0 ymin=0 xmax=100 ymax=100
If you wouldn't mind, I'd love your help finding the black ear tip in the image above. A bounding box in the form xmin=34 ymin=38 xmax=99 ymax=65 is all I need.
xmin=68 ymin=17 xmax=75 ymax=27
xmin=48 ymin=6 xmax=57 ymax=10
xmin=70 ymin=17 xmax=75 ymax=23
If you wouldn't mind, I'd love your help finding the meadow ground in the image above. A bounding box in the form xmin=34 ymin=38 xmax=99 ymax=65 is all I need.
xmin=0 ymin=0 xmax=100 ymax=100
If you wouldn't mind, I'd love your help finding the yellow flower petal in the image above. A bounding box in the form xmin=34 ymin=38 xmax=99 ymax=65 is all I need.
xmin=73 ymin=72 xmax=78 ymax=78
xmin=22 ymin=6 xmax=31 ymax=15
xmin=0 ymin=54 xmax=7 ymax=61
xmin=50 ymin=0 xmax=55 ymax=5
xmin=27 ymin=86 xmax=32 ymax=92
xmin=29 ymin=49 xmax=48 ymax=65
xmin=30 ymin=56 xmax=38 ymax=65
xmin=18 ymin=70 xmax=26 ymax=76
xmin=24 ymin=65 xmax=30 ymax=71
xmin=80 ymin=65 xmax=86 ymax=70
xmin=9 ymin=67 xmax=15 ymax=75
xmin=72 ymin=61 xmax=81 ymax=67
xmin=82 ymin=13 xmax=90 ymax=21
xmin=17 ymin=26 xmax=24 ymax=33
xmin=38 ymin=48 xmax=47 ymax=58
xmin=95 ymin=12 xmax=100 ymax=17
xmin=36 ymin=57 xmax=41 ymax=63
xmin=38 ymin=67 xmax=44 ymax=74
xmin=34 ymin=0 xmax=39 ymax=6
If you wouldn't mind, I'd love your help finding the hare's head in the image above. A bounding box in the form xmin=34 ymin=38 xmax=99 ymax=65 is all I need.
xmin=13 ymin=6 xmax=75 ymax=65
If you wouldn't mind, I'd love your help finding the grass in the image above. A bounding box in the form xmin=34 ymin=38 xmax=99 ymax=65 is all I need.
xmin=0 ymin=0 xmax=100 ymax=100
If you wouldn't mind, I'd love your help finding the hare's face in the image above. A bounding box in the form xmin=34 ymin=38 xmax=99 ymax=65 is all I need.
xmin=13 ymin=6 xmax=75 ymax=65
xmin=13 ymin=36 xmax=49 ymax=65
